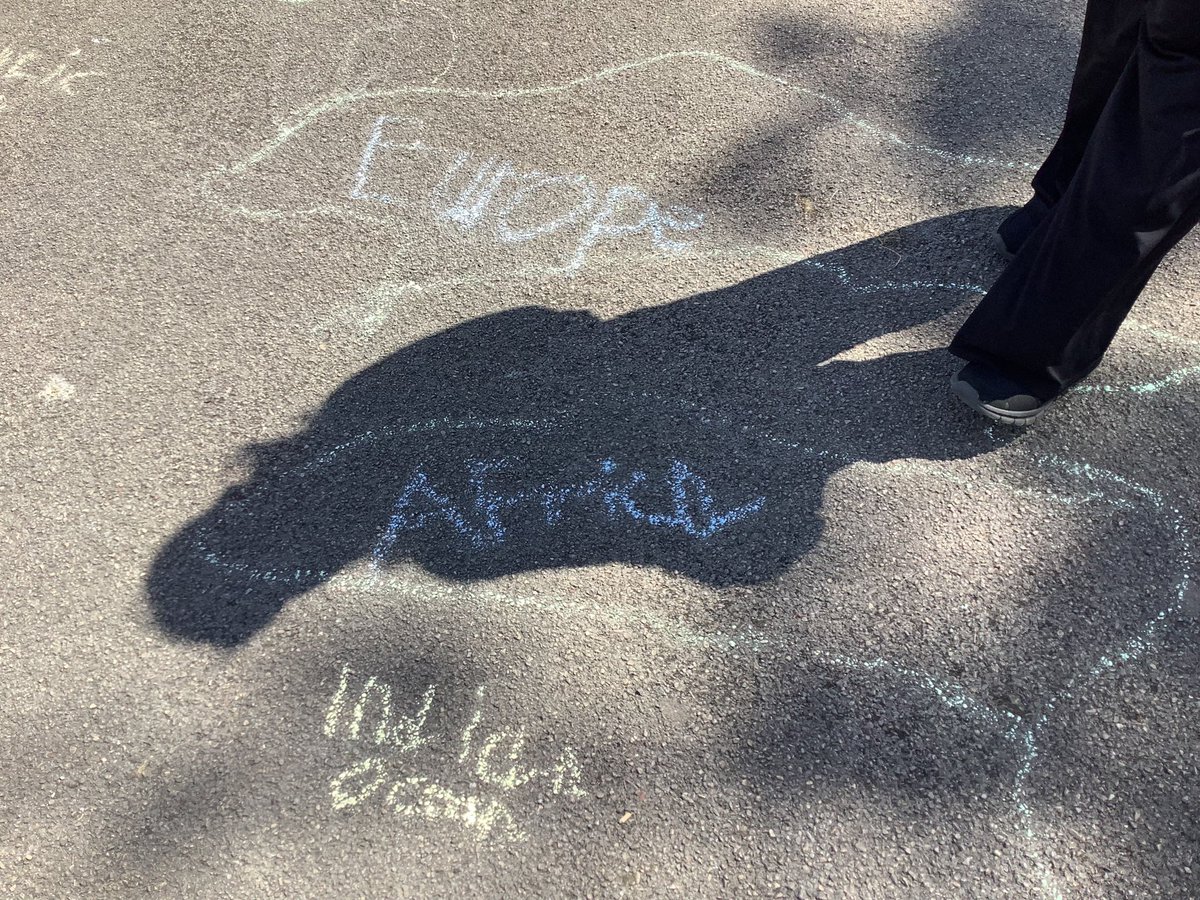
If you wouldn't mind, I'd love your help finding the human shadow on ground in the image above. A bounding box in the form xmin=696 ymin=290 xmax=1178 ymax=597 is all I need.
xmin=148 ymin=208 xmax=1012 ymax=646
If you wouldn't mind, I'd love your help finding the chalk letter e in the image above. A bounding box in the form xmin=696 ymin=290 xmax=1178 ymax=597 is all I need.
xmin=352 ymin=115 xmax=416 ymax=205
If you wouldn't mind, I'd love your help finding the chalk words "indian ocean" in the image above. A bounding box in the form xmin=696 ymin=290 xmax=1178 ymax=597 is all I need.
xmin=351 ymin=116 xmax=705 ymax=273
xmin=325 ymin=666 xmax=587 ymax=842
xmin=371 ymin=457 xmax=767 ymax=563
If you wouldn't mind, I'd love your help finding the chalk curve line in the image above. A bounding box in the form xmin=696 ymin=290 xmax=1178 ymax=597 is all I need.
xmin=332 ymin=1 xmax=460 ymax=92
xmin=201 ymin=46 xmax=1038 ymax=220
xmin=186 ymin=403 xmax=1190 ymax=899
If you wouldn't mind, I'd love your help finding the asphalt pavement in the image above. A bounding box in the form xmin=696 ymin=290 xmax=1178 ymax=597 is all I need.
xmin=2 ymin=0 xmax=1198 ymax=896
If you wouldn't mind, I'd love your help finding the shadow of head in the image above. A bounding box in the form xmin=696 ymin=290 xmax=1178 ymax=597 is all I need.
xmin=148 ymin=208 xmax=1015 ymax=646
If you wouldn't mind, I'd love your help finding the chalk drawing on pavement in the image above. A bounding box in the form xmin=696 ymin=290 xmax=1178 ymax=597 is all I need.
xmin=191 ymin=441 xmax=764 ymax=587
xmin=0 ymin=43 xmax=104 ymax=110
xmin=369 ymin=456 xmax=764 ymax=562
xmin=199 ymin=7 xmax=1200 ymax=391
xmin=199 ymin=36 xmax=1042 ymax=227
xmin=349 ymin=115 xmax=703 ymax=273
xmin=203 ymin=13 xmax=1200 ymax=391
xmin=210 ymin=46 xmax=1039 ymax=190
xmin=819 ymin=446 xmax=1192 ymax=900
xmin=313 ymin=240 xmax=992 ymax=339
xmin=178 ymin=7 xmax=1199 ymax=885
xmin=317 ymin=241 xmax=1200 ymax=399
xmin=324 ymin=666 xmax=585 ymax=842
xmin=186 ymin=399 xmax=1191 ymax=898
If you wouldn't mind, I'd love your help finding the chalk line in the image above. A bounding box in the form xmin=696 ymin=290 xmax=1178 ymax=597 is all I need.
xmin=1075 ymin=363 xmax=1200 ymax=396
xmin=184 ymin=392 xmax=1192 ymax=896
xmin=205 ymin=46 xmax=1037 ymax=211
xmin=313 ymin=241 xmax=992 ymax=339
xmin=313 ymin=237 xmax=1200 ymax=398
xmin=205 ymin=15 xmax=1200 ymax=395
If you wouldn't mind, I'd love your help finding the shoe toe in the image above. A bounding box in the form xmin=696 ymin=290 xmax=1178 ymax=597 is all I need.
xmin=951 ymin=362 xmax=1051 ymax=424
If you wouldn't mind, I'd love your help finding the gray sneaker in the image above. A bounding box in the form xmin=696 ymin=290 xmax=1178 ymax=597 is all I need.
xmin=951 ymin=361 xmax=1055 ymax=426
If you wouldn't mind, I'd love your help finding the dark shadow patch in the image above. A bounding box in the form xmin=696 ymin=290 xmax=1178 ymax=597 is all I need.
xmin=147 ymin=208 xmax=1014 ymax=647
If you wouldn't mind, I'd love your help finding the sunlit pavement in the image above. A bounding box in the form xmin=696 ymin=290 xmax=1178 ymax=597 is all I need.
xmin=2 ymin=2 xmax=1198 ymax=896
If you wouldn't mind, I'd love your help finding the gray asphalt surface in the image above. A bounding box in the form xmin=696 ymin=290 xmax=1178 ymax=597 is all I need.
xmin=2 ymin=1 xmax=1199 ymax=897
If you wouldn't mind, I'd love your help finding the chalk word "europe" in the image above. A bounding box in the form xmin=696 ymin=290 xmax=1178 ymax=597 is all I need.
xmin=352 ymin=116 xmax=704 ymax=273
xmin=324 ymin=665 xmax=586 ymax=842
xmin=371 ymin=457 xmax=766 ymax=561
xmin=1 ymin=44 xmax=102 ymax=105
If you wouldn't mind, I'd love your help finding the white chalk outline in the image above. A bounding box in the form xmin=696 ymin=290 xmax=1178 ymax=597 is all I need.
xmin=315 ymin=247 xmax=1200 ymax=397
xmin=199 ymin=45 xmax=1039 ymax=224
xmin=202 ymin=18 xmax=1200 ymax=395
xmin=186 ymin=395 xmax=1192 ymax=897
xmin=177 ymin=12 xmax=1199 ymax=886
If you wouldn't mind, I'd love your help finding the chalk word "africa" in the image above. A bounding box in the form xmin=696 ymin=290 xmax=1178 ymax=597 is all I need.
xmin=324 ymin=665 xmax=586 ymax=842
xmin=352 ymin=116 xmax=704 ymax=273
xmin=371 ymin=457 xmax=766 ymax=561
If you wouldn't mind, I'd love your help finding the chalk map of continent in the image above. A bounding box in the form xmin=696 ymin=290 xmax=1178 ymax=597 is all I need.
xmin=1 ymin=1 xmax=1198 ymax=897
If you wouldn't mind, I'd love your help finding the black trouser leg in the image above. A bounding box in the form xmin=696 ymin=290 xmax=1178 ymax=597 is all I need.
xmin=951 ymin=0 xmax=1200 ymax=394
xmin=1031 ymin=0 xmax=1147 ymax=208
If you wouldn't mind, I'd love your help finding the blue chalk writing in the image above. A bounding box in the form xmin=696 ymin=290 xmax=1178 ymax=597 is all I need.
xmin=371 ymin=456 xmax=765 ymax=564
xmin=375 ymin=468 xmax=483 ymax=554
xmin=648 ymin=459 xmax=765 ymax=538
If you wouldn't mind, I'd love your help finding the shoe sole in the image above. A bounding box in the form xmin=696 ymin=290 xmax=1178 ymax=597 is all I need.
xmin=950 ymin=372 xmax=1044 ymax=427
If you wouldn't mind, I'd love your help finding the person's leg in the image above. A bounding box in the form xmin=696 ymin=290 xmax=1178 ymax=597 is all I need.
xmin=951 ymin=0 xmax=1200 ymax=415
xmin=996 ymin=0 xmax=1147 ymax=256
xmin=1031 ymin=0 xmax=1148 ymax=207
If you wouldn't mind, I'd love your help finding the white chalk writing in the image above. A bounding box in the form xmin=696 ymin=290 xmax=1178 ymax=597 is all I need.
xmin=0 ymin=44 xmax=103 ymax=107
xmin=324 ymin=665 xmax=586 ymax=842
xmin=351 ymin=116 xmax=703 ymax=273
